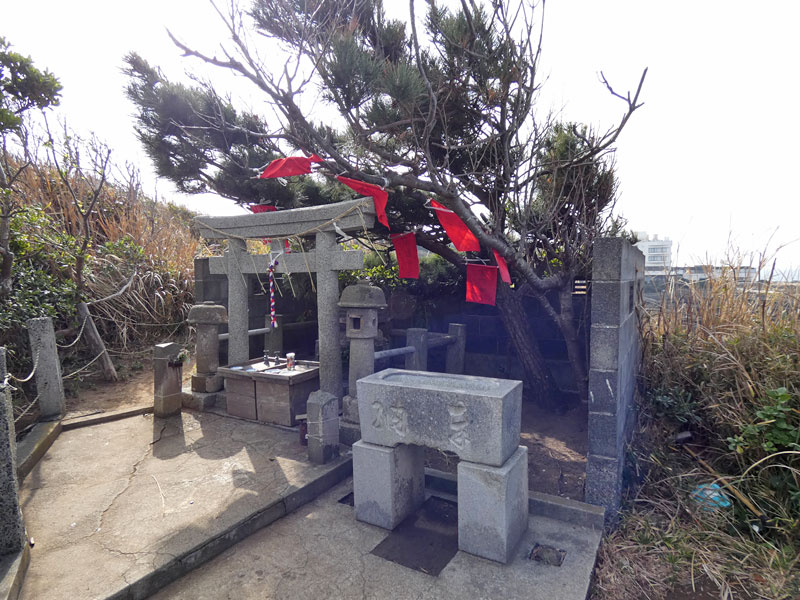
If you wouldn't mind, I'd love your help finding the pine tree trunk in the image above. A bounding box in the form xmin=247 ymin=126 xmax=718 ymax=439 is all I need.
xmin=495 ymin=284 xmax=559 ymax=407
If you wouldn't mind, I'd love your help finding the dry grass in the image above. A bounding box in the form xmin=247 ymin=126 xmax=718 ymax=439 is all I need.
xmin=593 ymin=259 xmax=800 ymax=600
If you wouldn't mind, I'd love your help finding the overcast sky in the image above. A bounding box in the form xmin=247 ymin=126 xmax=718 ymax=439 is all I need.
xmin=5 ymin=1 xmax=800 ymax=274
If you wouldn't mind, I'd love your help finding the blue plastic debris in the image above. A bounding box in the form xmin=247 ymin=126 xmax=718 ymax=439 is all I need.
xmin=691 ymin=483 xmax=732 ymax=510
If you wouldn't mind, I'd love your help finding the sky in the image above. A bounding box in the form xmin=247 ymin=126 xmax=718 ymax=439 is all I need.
xmin=5 ymin=1 xmax=800 ymax=274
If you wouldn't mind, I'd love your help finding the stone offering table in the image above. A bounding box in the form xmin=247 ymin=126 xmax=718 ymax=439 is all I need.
xmin=218 ymin=359 xmax=320 ymax=426
xmin=353 ymin=368 xmax=527 ymax=564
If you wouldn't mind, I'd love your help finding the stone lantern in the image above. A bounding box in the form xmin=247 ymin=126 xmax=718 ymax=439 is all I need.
xmin=187 ymin=301 xmax=228 ymax=409
xmin=338 ymin=280 xmax=386 ymax=444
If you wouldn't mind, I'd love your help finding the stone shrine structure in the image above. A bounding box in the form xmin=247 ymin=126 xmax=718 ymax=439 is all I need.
xmin=353 ymin=368 xmax=527 ymax=564
xmin=195 ymin=199 xmax=376 ymax=398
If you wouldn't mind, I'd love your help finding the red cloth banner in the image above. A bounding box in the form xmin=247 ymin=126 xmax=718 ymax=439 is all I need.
xmin=466 ymin=264 xmax=498 ymax=306
xmin=259 ymin=154 xmax=322 ymax=179
xmin=337 ymin=176 xmax=389 ymax=229
xmin=430 ymin=200 xmax=480 ymax=252
xmin=492 ymin=249 xmax=511 ymax=284
xmin=248 ymin=204 xmax=278 ymax=213
xmin=390 ymin=232 xmax=419 ymax=279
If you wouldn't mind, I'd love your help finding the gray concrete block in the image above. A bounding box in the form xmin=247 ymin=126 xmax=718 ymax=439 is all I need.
xmin=585 ymin=454 xmax=623 ymax=525
xmin=357 ymin=369 xmax=522 ymax=467
xmin=191 ymin=374 xmax=223 ymax=393
xmin=353 ymin=440 xmax=424 ymax=530
xmin=589 ymin=325 xmax=620 ymax=370
xmin=307 ymin=391 xmax=339 ymax=465
xmin=587 ymin=411 xmax=619 ymax=459
xmin=457 ymin=445 xmax=528 ymax=564
xmin=26 ymin=317 xmax=65 ymax=418
xmin=183 ymin=392 xmax=218 ymax=412
xmin=588 ymin=369 xmax=619 ymax=414
xmin=590 ymin=281 xmax=628 ymax=326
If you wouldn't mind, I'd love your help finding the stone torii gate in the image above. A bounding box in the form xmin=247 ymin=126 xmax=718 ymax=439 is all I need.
xmin=195 ymin=198 xmax=376 ymax=399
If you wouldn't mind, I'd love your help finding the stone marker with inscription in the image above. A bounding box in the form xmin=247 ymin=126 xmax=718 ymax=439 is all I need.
xmin=353 ymin=368 xmax=527 ymax=564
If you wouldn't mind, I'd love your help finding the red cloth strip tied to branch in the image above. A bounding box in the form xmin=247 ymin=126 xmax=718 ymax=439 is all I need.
xmin=390 ymin=232 xmax=419 ymax=279
xmin=259 ymin=154 xmax=322 ymax=178
xmin=249 ymin=204 xmax=278 ymax=213
xmin=492 ymin=249 xmax=511 ymax=284
xmin=336 ymin=176 xmax=389 ymax=229
xmin=429 ymin=200 xmax=480 ymax=252
xmin=466 ymin=264 xmax=498 ymax=306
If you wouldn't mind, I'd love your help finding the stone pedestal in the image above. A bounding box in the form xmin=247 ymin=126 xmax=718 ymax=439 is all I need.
xmin=187 ymin=301 xmax=227 ymax=410
xmin=154 ymin=343 xmax=183 ymax=417
xmin=458 ymin=445 xmax=529 ymax=563
xmin=307 ymin=391 xmax=339 ymax=465
xmin=353 ymin=440 xmax=424 ymax=530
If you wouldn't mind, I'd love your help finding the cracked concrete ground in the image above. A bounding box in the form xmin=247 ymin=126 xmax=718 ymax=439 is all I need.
xmin=18 ymin=411 xmax=348 ymax=600
xmin=152 ymin=480 xmax=602 ymax=600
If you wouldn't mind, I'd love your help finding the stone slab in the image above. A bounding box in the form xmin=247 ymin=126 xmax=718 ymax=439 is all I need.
xmin=17 ymin=412 xmax=352 ymax=600
xmin=457 ymin=445 xmax=529 ymax=564
xmin=353 ymin=440 xmax=424 ymax=530
xmin=26 ymin=317 xmax=65 ymax=418
xmin=154 ymin=393 xmax=182 ymax=418
xmin=226 ymin=391 xmax=257 ymax=421
xmin=357 ymin=369 xmax=522 ymax=467
xmin=149 ymin=479 xmax=603 ymax=600
xmin=191 ymin=374 xmax=223 ymax=394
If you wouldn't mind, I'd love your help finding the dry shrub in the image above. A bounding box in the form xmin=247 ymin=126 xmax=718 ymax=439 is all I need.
xmin=593 ymin=258 xmax=800 ymax=600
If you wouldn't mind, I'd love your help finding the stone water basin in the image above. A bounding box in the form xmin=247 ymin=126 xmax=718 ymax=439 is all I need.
xmin=218 ymin=358 xmax=320 ymax=426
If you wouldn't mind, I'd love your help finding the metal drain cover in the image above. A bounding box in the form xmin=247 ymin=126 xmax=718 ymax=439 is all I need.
xmin=529 ymin=543 xmax=566 ymax=566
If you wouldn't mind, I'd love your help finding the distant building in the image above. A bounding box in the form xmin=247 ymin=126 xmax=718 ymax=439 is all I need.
xmin=634 ymin=233 xmax=673 ymax=276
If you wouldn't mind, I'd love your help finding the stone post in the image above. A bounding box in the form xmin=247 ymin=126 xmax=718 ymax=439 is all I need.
xmin=315 ymin=230 xmax=343 ymax=399
xmin=338 ymin=281 xmax=387 ymax=446
xmin=306 ymin=391 xmax=339 ymax=465
xmin=0 ymin=348 xmax=26 ymax=555
xmin=226 ymin=238 xmax=250 ymax=366
xmin=404 ymin=328 xmax=428 ymax=371
xmin=187 ymin=301 xmax=227 ymax=411
xmin=265 ymin=314 xmax=284 ymax=356
xmin=154 ymin=342 xmax=183 ymax=417
xmin=26 ymin=317 xmax=65 ymax=419
xmin=445 ymin=323 xmax=467 ymax=374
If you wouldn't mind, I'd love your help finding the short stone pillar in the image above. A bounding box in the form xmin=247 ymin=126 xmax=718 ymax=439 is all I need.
xmin=353 ymin=368 xmax=527 ymax=564
xmin=187 ymin=301 xmax=227 ymax=410
xmin=338 ymin=281 xmax=386 ymax=446
xmin=0 ymin=348 xmax=26 ymax=555
xmin=306 ymin=390 xmax=340 ymax=465
xmin=154 ymin=342 xmax=183 ymax=417
xmin=27 ymin=317 xmax=65 ymax=419
xmin=404 ymin=328 xmax=428 ymax=371
xmin=444 ymin=323 xmax=467 ymax=374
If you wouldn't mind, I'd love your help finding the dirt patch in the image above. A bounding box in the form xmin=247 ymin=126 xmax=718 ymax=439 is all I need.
xmin=425 ymin=401 xmax=587 ymax=500
xmin=64 ymin=357 xmax=195 ymax=418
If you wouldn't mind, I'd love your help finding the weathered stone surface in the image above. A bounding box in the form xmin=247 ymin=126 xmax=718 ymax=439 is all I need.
xmin=183 ymin=392 xmax=218 ymax=412
xmin=457 ymin=445 xmax=528 ymax=564
xmin=307 ymin=391 xmax=339 ymax=465
xmin=187 ymin=302 xmax=228 ymax=325
xmin=26 ymin=317 xmax=64 ymax=418
xmin=191 ymin=374 xmax=223 ymax=394
xmin=353 ymin=440 xmax=424 ymax=529
xmin=404 ymin=328 xmax=428 ymax=371
xmin=342 ymin=395 xmax=359 ymax=423
xmin=357 ymin=369 xmax=522 ymax=467
xmin=195 ymin=324 xmax=224 ymax=376
xmin=0 ymin=348 xmax=25 ymax=556
xmin=445 ymin=323 xmax=467 ymax=374
xmin=225 ymin=239 xmax=250 ymax=366
xmin=347 ymin=338 xmax=375 ymax=399
xmin=195 ymin=198 xmax=376 ymax=239
xmin=154 ymin=343 xmax=182 ymax=417
xmin=316 ymin=230 xmax=343 ymax=399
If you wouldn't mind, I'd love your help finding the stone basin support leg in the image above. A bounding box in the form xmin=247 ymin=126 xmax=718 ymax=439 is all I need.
xmin=353 ymin=440 xmax=424 ymax=530
xmin=457 ymin=445 xmax=529 ymax=564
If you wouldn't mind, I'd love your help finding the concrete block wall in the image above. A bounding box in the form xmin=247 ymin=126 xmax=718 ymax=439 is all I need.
xmin=585 ymin=237 xmax=644 ymax=524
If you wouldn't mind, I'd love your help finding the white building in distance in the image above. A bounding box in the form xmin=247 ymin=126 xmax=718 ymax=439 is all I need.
xmin=634 ymin=233 xmax=673 ymax=276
